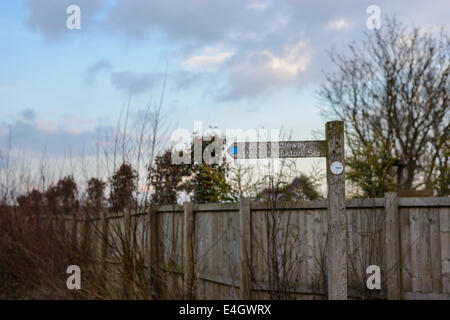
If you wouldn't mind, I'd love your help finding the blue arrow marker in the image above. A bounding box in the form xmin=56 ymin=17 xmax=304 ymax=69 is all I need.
xmin=233 ymin=146 xmax=238 ymax=155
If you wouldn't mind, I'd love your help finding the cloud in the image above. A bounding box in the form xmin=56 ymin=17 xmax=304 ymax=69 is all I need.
xmin=185 ymin=52 xmax=233 ymax=71
xmin=85 ymin=59 xmax=113 ymax=84
xmin=326 ymin=19 xmax=351 ymax=31
xmin=246 ymin=0 xmax=272 ymax=11
xmin=22 ymin=0 xmax=450 ymax=102
xmin=105 ymin=0 xmax=260 ymax=42
xmin=24 ymin=0 xmax=106 ymax=41
xmin=0 ymin=110 xmax=111 ymax=156
xmin=173 ymin=71 xmax=209 ymax=90
xmin=216 ymin=41 xmax=312 ymax=101
xmin=110 ymin=71 xmax=160 ymax=95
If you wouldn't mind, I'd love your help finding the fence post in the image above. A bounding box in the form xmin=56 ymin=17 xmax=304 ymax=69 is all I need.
xmin=384 ymin=192 xmax=402 ymax=299
xmin=325 ymin=120 xmax=347 ymax=300
xmin=239 ymin=198 xmax=252 ymax=299
xmin=183 ymin=202 xmax=197 ymax=299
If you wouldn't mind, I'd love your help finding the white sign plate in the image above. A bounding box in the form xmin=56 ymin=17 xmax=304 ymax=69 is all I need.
xmin=330 ymin=161 xmax=344 ymax=175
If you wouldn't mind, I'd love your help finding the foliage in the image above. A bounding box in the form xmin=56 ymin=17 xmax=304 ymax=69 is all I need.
xmin=183 ymin=135 xmax=232 ymax=203
xmin=187 ymin=162 xmax=232 ymax=203
xmin=16 ymin=189 xmax=44 ymax=217
xmin=56 ymin=175 xmax=79 ymax=214
xmin=345 ymin=131 xmax=398 ymax=197
xmin=86 ymin=178 xmax=106 ymax=210
xmin=149 ymin=135 xmax=232 ymax=204
xmin=38 ymin=175 xmax=79 ymax=215
xmin=109 ymin=163 xmax=138 ymax=212
xmin=148 ymin=150 xmax=189 ymax=205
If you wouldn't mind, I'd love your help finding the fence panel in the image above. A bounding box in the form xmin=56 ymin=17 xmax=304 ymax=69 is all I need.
xmin=37 ymin=195 xmax=449 ymax=299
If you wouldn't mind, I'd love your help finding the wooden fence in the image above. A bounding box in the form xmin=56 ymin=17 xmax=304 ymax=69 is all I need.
xmin=54 ymin=193 xmax=449 ymax=300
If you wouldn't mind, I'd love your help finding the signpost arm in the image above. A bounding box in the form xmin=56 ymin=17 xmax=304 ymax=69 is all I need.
xmin=326 ymin=121 xmax=347 ymax=300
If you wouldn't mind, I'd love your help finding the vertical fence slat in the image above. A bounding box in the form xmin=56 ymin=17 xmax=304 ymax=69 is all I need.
xmin=149 ymin=209 xmax=160 ymax=298
xmin=183 ymin=202 xmax=197 ymax=299
xmin=400 ymin=207 xmax=412 ymax=292
xmin=305 ymin=210 xmax=314 ymax=287
xmin=239 ymin=198 xmax=252 ymax=299
xmin=99 ymin=211 xmax=108 ymax=290
xmin=384 ymin=192 xmax=401 ymax=299
xmin=410 ymin=208 xmax=421 ymax=292
xmin=439 ymin=208 xmax=450 ymax=293
xmin=429 ymin=208 xmax=442 ymax=293
xmin=421 ymin=208 xmax=432 ymax=292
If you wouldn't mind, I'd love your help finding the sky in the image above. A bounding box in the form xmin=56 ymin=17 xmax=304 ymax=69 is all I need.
xmin=0 ymin=0 xmax=449 ymax=182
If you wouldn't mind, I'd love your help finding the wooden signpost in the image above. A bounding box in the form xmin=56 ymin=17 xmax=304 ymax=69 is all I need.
xmin=228 ymin=121 xmax=347 ymax=300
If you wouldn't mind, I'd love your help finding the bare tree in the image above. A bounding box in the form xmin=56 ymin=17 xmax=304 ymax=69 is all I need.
xmin=319 ymin=17 xmax=449 ymax=196
xmin=228 ymin=163 xmax=261 ymax=201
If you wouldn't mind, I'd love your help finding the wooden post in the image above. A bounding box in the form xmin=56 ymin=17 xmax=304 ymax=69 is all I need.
xmin=183 ymin=202 xmax=197 ymax=299
xmin=239 ymin=198 xmax=252 ymax=299
xmin=326 ymin=120 xmax=347 ymax=300
xmin=384 ymin=192 xmax=402 ymax=299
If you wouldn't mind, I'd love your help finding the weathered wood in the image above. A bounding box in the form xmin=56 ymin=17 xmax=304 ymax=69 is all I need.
xmin=154 ymin=204 xmax=184 ymax=213
xmin=421 ymin=208 xmax=432 ymax=292
xmin=197 ymin=213 xmax=206 ymax=274
xmin=400 ymin=208 xmax=412 ymax=291
xmin=352 ymin=208 xmax=364 ymax=284
xmin=403 ymin=291 xmax=450 ymax=300
xmin=183 ymin=202 xmax=198 ymax=299
xmin=100 ymin=211 xmax=108 ymax=287
xmin=251 ymin=198 xmax=386 ymax=211
xmin=239 ymin=198 xmax=252 ymax=299
xmin=429 ymin=208 xmax=442 ymax=292
xmin=232 ymin=211 xmax=240 ymax=280
xmin=305 ymin=210 xmax=314 ymax=287
xmin=251 ymin=206 xmax=265 ymax=287
xmin=439 ymin=208 xmax=450 ymax=293
xmin=409 ymin=208 xmax=421 ymax=291
xmin=121 ymin=209 xmax=132 ymax=297
xmin=384 ymin=192 xmax=402 ymax=299
xmin=149 ymin=208 xmax=162 ymax=298
xmin=80 ymin=214 xmax=90 ymax=253
xmin=71 ymin=213 xmax=78 ymax=248
xmin=35 ymin=194 xmax=450 ymax=299
xmin=325 ymin=120 xmax=347 ymax=300
xmin=214 ymin=213 xmax=219 ymax=277
xmin=399 ymin=197 xmax=450 ymax=207
xmin=195 ymin=202 xmax=238 ymax=212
